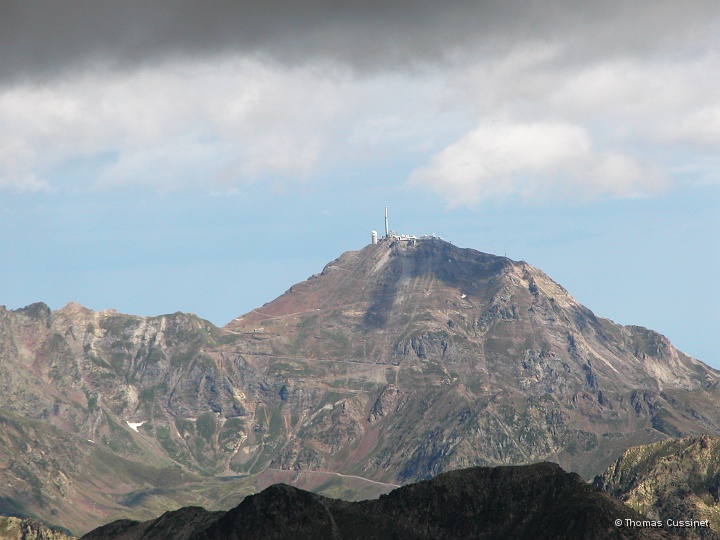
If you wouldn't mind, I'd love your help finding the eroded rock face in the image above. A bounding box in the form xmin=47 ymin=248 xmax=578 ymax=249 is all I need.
xmin=1 ymin=237 xmax=719 ymax=534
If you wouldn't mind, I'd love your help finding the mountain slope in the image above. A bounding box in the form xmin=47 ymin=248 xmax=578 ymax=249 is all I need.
xmin=1 ymin=236 xmax=718 ymax=533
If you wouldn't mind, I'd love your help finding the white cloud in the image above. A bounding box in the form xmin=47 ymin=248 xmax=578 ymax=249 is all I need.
xmin=404 ymin=39 xmax=720 ymax=205
xmin=0 ymin=57 xmax=456 ymax=193
xmin=409 ymin=121 xmax=667 ymax=206
xmin=0 ymin=59 xmax=343 ymax=191
xmin=2 ymin=10 xmax=720 ymax=200
xmin=667 ymin=104 xmax=720 ymax=148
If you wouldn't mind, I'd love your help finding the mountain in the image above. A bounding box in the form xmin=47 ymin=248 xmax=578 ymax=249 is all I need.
xmin=1 ymin=236 xmax=718 ymax=534
xmin=82 ymin=462 xmax=675 ymax=540
xmin=595 ymin=436 xmax=720 ymax=537
xmin=224 ymin=237 xmax=719 ymax=479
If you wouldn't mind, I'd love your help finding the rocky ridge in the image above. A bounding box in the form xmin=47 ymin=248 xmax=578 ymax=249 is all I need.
xmin=82 ymin=462 xmax=675 ymax=540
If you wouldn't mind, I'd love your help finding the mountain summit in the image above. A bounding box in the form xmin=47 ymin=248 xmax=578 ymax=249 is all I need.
xmin=225 ymin=236 xmax=718 ymax=479
xmin=1 ymin=237 xmax=719 ymax=534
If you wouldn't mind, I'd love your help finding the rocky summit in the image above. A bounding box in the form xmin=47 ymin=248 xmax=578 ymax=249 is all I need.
xmin=1 ymin=237 xmax=719 ymax=535
xmin=82 ymin=462 xmax=674 ymax=540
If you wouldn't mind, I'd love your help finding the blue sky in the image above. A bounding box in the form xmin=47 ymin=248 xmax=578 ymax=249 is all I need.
xmin=1 ymin=1 xmax=718 ymax=366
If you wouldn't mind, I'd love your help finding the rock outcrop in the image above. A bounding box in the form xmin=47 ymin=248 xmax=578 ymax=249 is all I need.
xmin=596 ymin=436 xmax=720 ymax=538
xmin=0 ymin=516 xmax=75 ymax=540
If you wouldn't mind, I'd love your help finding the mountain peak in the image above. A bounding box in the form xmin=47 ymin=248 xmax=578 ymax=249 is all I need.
xmin=57 ymin=301 xmax=94 ymax=316
xmin=226 ymin=238 xmax=579 ymax=339
xmin=227 ymin=238 xmax=520 ymax=329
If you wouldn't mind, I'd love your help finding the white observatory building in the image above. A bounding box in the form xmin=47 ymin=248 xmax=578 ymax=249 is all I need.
xmin=371 ymin=206 xmax=434 ymax=245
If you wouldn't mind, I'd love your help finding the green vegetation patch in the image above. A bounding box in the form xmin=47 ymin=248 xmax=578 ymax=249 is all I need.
xmin=217 ymin=333 xmax=243 ymax=345
xmin=268 ymin=359 xmax=312 ymax=377
xmin=146 ymin=347 xmax=165 ymax=363
xmin=316 ymin=392 xmax=346 ymax=410
xmin=139 ymin=382 xmax=168 ymax=404
xmin=109 ymin=350 xmax=132 ymax=373
xmin=196 ymin=412 xmax=217 ymax=441
xmin=330 ymin=378 xmax=381 ymax=392
xmin=84 ymin=389 xmax=98 ymax=411
xmin=628 ymin=326 xmax=665 ymax=357
xmin=218 ymin=418 xmax=246 ymax=451
xmin=44 ymin=333 xmax=68 ymax=353
xmin=297 ymin=314 xmax=319 ymax=329
xmin=8 ymin=462 xmax=44 ymax=501
xmin=651 ymin=409 xmax=683 ymax=438
xmin=156 ymin=425 xmax=194 ymax=469
xmin=170 ymin=348 xmax=200 ymax=368
xmin=175 ymin=418 xmax=195 ymax=438
xmin=100 ymin=315 xmax=136 ymax=337
xmin=85 ymin=351 xmax=112 ymax=369
xmin=565 ymin=430 xmax=599 ymax=456
xmin=221 ymin=417 xmax=245 ymax=431
xmin=321 ymin=329 xmax=352 ymax=355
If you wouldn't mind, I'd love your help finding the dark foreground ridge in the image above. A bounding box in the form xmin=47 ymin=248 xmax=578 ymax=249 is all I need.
xmin=83 ymin=462 xmax=675 ymax=540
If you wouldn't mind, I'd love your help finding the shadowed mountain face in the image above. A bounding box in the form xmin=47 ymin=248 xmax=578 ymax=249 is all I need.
xmin=82 ymin=463 xmax=675 ymax=540
xmin=1 ymin=237 xmax=719 ymax=534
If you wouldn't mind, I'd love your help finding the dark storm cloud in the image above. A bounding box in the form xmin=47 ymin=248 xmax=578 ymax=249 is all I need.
xmin=3 ymin=0 xmax=719 ymax=84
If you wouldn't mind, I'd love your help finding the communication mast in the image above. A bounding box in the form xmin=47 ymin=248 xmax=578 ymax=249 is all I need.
xmin=385 ymin=206 xmax=389 ymax=237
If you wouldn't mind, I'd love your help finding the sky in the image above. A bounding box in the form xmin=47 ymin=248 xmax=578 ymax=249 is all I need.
xmin=1 ymin=1 xmax=718 ymax=366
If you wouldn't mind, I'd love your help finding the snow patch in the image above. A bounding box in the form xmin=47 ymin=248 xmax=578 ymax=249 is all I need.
xmin=127 ymin=421 xmax=146 ymax=432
